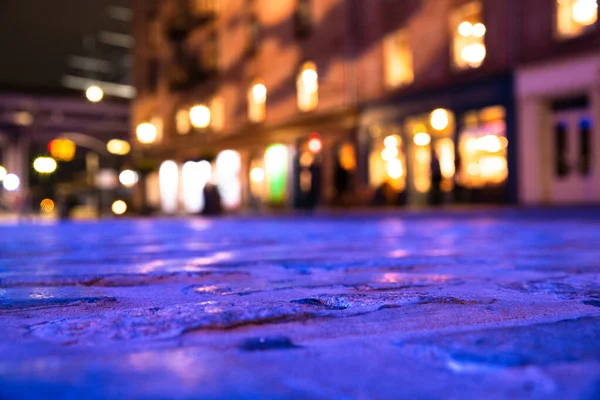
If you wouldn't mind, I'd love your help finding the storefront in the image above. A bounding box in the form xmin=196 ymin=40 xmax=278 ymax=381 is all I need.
xmin=359 ymin=74 xmax=516 ymax=206
xmin=517 ymin=54 xmax=600 ymax=205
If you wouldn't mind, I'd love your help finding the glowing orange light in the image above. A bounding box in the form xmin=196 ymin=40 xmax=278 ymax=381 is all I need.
xmin=49 ymin=139 xmax=76 ymax=161
xmin=308 ymin=133 xmax=322 ymax=154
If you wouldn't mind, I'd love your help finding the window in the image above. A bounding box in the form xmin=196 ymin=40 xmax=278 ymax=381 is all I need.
xmin=294 ymin=0 xmax=312 ymax=38
xmin=248 ymin=79 xmax=267 ymax=123
xmin=202 ymin=32 xmax=219 ymax=72
xmin=210 ymin=96 xmax=225 ymax=132
xmin=450 ymin=2 xmax=486 ymax=70
xmin=176 ymin=108 xmax=191 ymax=135
xmin=297 ymin=61 xmax=318 ymax=112
xmin=148 ymin=18 xmax=161 ymax=49
xmin=556 ymin=0 xmax=598 ymax=39
xmin=384 ymin=29 xmax=414 ymax=88
xmin=147 ymin=60 xmax=159 ymax=92
xmin=458 ymin=106 xmax=508 ymax=188
xmin=190 ymin=0 xmax=216 ymax=16
xmin=246 ymin=15 xmax=260 ymax=56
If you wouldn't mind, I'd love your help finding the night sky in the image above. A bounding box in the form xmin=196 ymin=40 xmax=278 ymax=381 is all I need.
xmin=0 ymin=0 xmax=129 ymax=94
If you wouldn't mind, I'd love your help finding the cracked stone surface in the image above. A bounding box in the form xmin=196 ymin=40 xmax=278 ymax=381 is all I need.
xmin=1 ymin=210 xmax=600 ymax=399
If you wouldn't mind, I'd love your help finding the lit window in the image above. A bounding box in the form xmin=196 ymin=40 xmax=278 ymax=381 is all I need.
xmin=190 ymin=0 xmax=216 ymax=16
xmin=384 ymin=29 xmax=414 ymax=88
xmin=458 ymin=106 xmax=508 ymax=188
xmin=210 ymin=96 xmax=225 ymax=132
xmin=556 ymin=0 xmax=598 ymax=39
xmin=151 ymin=116 xmax=164 ymax=143
xmin=176 ymin=108 xmax=191 ymax=135
xmin=248 ymin=79 xmax=267 ymax=122
xmin=297 ymin=61 xmax=318 ymax=112
xmin=450 ymin=2 xmax=486 ymax=70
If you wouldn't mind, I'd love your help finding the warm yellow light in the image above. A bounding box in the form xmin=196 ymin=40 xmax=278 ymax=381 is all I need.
xmin=473 ymin=23 xmax=487 ymax=37
xmin=119 ymin=169 xmax=139 ymax=187
xmin=190 ymin=105 xmax=211 ymax=128
xmin=40 ymin=198 xmax=55 ymax=213
xmin=106 ymin=139 xmax=131 ymax=155
xmin=136 ymin=122 xmax=158 ymax=144
xmin=252 ymin=83 xmax=267 ymax=103
xmin=384 ymin=135 xmax=399 ymax=148
xmin=573 ymin=0 xmax=598 ymax=25
xmin=0 ymin=166 xmax=6 ymax=181
xmin=86 ymin=85 xmax=104 ymax=103
xmin=458 ymin=21 xmax=473 ymax=36
xmin=414 ymin=132 xmax=432 ymax=147
xmin=461 ymin=43 xmax=486 ymax=68
xmin=301 ymin=68 xmax=318 ymax=86
xmin=387 ymin=158 xmax=404 ymax=179
xmin=49 ymin=139 xmax=76 ymax=161
xmin=381 ymin=146 xmax=399 ymax=161
xmin=250 ymin=167 xmax=265 ymax=183
xmin=33 ymin=157 xmax=57 ymax=174
xmin=176 ymin=109 xmax=191 ymax=135
xmin=112 ymin=200 xmax=127 ymax=215
xmin=476 ymin=135 xmax=504 ymax=153
xmin=430 ymin=109 xmax=450 ymax=131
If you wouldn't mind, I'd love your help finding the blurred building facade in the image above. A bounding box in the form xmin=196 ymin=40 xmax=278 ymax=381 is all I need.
xmin=131 ymin=0 xmax=599 ymax=213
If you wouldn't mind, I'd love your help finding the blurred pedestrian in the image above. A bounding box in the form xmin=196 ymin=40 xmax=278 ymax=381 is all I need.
xmin=429 ymin=151 xmax=443 ymax=206
xmin=202 ymin=183 xmax=223 ymax=216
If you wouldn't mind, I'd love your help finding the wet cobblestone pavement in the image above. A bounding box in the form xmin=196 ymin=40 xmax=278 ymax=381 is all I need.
xmin=1 ymin=210 xmax=600 ymax=399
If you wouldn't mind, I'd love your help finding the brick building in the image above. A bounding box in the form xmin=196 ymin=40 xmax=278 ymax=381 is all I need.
xmin=131 ymin=0 xmax=599 ymax=213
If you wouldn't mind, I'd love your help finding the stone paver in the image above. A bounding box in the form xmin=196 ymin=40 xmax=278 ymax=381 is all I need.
xmin=1 ymin=210 xmax=599 ymax=399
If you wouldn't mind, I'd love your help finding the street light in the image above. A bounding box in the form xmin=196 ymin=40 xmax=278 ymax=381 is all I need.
xmin=2 ymin=174 xmax=20 ymax=191
xmin=112 ymin=200 xmax=127 ymax=215
xmin=190 ymin=105 xmax=211 ymax=128
xmin=136 ymin=122 xmax=158 ymax=144
xmin=107 ymin=139 xmax=131 ymax=155
xmin=86 ymin=85 xmax=104 ymax=103
xmin=33 ymin=157 xmax=58 ymax=174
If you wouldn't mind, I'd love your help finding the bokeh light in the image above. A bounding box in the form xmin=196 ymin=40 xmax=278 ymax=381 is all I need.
xmin=112 ymin=200 xmax=127 ymax=215
xmin=107 ymin=139 xmax=131 ymax=155
xmin=136 ymin=123 xmax=158 ymax=144
xmin=33 ymin=157 xmax=58 ymax=174
xmin=0 ymin=166 xmax=6 ymax=181
xmin=190 ymin=105 xmax=211 ymax=128
xmin=40 ymin=198 xmax=55 ymax=213
xmin=414 ymin=132 xmax=432 ymax=147
xmin=3 ymin=174 xmax=20 ymax=191
xmin=86 ymin=85 xmax=104 ymax=102
xmin=119 ymin=169 xmax=139 ymax=187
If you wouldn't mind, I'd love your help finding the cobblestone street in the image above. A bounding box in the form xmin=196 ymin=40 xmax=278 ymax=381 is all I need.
xmin=1 ymin=209 xmax=599 ymax=399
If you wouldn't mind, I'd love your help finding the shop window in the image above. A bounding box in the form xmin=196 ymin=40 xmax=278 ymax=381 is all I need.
xmin=384 ymin=29 xmax=414 ymax=88
xmin=176 ymin=108 xmax=191 ymax=135
xmin=458 ymin=106 xmax=509 ymax=188
xmin=369 ymin=128 xmax=407 ymax=195
xmin=579 ymin=119 xmax=591 ymax=175
xmin=406 ymin=110 xmax=456 ymax=194
xmin=297 ymin=61 xmax=318 ymax=111
xmin=248 ymin=79 xmax=267 ymax=123
xmin=294 ymin=0 xmax=312 ymax=38
xmin=450 ymin=2 xmax=486 ymax=70
xmin=556 ymin=0 xmax=598 ymax=39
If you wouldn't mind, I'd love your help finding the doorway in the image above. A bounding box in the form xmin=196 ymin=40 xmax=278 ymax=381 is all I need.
xmin=550 ymin=108 xmax=595 ymax=204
